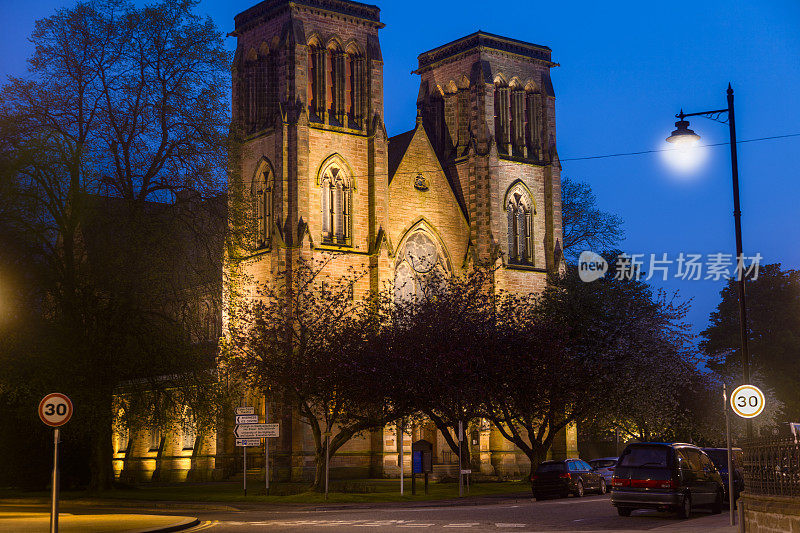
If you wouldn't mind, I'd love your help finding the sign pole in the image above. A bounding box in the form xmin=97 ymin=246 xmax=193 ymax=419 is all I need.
xmin=243 ymin=443 xmax=247 ymax=496
xmin=458 ymin=421 xmax=463 ymax=498
xmin=38 ymin=393 xmax=72 ymax=533
xmin=324 ymin=432 xmax=330 ymax=500
xmin=399 ymin=420 xmax=404 ymax=495
xmin=50 ymin=428 xmax=60 ymax=533
xmin=265 ymin=402 xmax=269 ymax=496
xmin=724 ymin=384 xmax=735 ymax=526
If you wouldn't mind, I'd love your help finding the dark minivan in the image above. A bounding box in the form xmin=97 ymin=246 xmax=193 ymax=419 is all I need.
xmin=702 ymin=447 xmax=744 ymax=506
xmin=531 ymin=458 xmax=607 ymax=499
xmin=611 ymin=443 xmax=724 ymax=517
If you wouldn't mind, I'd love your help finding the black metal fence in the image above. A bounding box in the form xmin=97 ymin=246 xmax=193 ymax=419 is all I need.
xmin=742 ymin=437 xmax=800 ymax=497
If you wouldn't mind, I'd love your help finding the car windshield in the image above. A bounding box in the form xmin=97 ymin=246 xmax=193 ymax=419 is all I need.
xmin=590 ymin=459 xmax=616 ymax=468
xmin=536 ymin=462 xmax=565 ymax=473
xmin=619 ymin=446 xmax=669 ymax=468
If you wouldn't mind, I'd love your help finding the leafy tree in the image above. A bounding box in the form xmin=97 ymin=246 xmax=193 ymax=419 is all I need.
xmin=0 ymin=0 xmax=230 ymax=490
xmin=225 ymin=256 xmax=407 ymax=491
xmin=700 ymin=263 xmax=800 ymax=422
xmin=560 ymin=176 xmax=624 ymax=261
xmin=383 ymin=268 xmax=499 ymax=469
xmin=483 ymin=262 xmax=694 ymax=476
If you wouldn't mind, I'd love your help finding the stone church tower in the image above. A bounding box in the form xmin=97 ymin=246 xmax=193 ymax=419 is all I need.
xmin=112 ymin=0 xmax=573 ymax=483
xmin=228 ymin=0 xmax=571 ymax=481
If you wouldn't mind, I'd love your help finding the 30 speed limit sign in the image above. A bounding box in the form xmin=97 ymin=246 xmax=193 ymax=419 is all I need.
xmin=730 ymin=384 xmax=765 ymax=419
xmin=38 ymin=393 xmax=73 ymax=427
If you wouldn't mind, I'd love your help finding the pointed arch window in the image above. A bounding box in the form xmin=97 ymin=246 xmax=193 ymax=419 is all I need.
xmin=505 ymin=185 xmax=534 ymax=265
xmin=393 ymin=227 xmax=452 ymax=301
xmin=320 ymin=163 xmax=351 ymax=245
xmin=181 ymin=408 xmax=196 ymax=450
xmin=308 ymin=43 xmax=326 ymax=121
xmin=346 ymin=46 xmax=365 ymax=128
xmin=251 ymin=164 xmax=274 ymax=249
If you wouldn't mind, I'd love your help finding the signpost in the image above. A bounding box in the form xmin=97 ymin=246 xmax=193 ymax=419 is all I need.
xmin=458 ymin=421 xmax=463 ymax=497
xmin=234 ymin=415 xmax=279 ymax=496
xmin=38 ymin=393 xmax=73 ymax=533
xmin=730 ymin=384 xmax=765 ymax=419
xmin=724 ymin=383 xmax=765 ymax=526
xmin=234 ymin=423 xmax=279 ymax=438
xmin=235 ymin=438 xmax=261 ymax=447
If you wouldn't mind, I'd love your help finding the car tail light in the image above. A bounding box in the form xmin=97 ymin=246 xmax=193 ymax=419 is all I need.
xmin=612 ymin=477 xmax=630 ymax=487
xmin=559 ymin=473 xmax=571 ymax=479
xmin=630 ymin=479 xmax=679 ymax=489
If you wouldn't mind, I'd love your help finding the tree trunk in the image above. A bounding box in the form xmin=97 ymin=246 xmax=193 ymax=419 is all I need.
xmin=88 ymin=407 xmax=114 ymax=492
xmin=426 ymin=412 xmax=470 ymax=467
xmin=312 ymin=448 xmax=327 ymax=492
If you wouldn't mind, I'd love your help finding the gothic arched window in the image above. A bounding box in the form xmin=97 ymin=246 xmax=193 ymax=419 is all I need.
xmin=308 ymin=41 xmax=326 ymax=120
xmin=181 ymin=408 xmax=196 ymax=450
xmin=394 ymin=226 xmax=452 ymax=301
xmin=346 ymin=44 xmax=364 ymax=128
xmin=327 ymin=42 xmax=346 ymax=125
xmin=251 ymin=163 xmax=274 ymax=249
xmin=494 ymin=77 xmax=510 ymax=154
xmin=505 ymin=184 xmax=534 ymax=265
xmin=320 ymin=162 xmax=351 ymax=245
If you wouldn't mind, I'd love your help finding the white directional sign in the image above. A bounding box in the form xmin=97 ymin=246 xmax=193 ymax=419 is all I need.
xmin=38 ymin=393 xmax=73 ymax=427
xmin=234 ymin=423 xmax=279 ymax=439
xmin=235 ymin=438 xmax=262 ymax=447
xmin=236 ymin=414 xmax=259 ymax=424
xmin=731 ymin=384 xmax=766 ymax=419
xmin=236 ymin=406 xmax=255 ymax=415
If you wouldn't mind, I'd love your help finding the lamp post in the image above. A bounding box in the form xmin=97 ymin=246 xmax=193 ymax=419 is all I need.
xmin=666 ymin=83 xmax=752 ymax=438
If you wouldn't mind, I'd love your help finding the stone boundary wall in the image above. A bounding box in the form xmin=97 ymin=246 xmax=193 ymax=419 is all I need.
xmin=739 ymin=493 xmax=800 ymax=532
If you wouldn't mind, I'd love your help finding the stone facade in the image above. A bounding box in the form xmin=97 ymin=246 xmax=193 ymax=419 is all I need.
xmin=740 ymin=493 xmax=800 ymax=533
xmin=113 ymin=0 xmax=574 ymax=483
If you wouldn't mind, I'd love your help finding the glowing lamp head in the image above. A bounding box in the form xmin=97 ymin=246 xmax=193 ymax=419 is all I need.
xmin=666 ymin=119 xmax=701 ymax=146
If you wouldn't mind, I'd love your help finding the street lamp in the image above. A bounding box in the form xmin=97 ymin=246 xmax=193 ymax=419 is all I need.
xmin=667 ymin=83 xmax=753 ymax=438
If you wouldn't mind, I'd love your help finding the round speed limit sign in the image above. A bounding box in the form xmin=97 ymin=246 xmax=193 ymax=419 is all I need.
xmin=730 ymin=384 xmax=765 ymax=419
xmin=38 ymin=393 xmax=73 ymax=427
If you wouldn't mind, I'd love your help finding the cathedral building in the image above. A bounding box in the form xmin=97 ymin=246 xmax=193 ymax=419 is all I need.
xmin=114 ymin=0 xmax=576 ymax=483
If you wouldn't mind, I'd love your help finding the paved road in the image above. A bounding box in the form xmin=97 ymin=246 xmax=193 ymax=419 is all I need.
xmin=177 ymin=494 xmax=738 ymax=532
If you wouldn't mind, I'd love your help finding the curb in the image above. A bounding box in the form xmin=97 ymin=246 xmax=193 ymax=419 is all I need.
xmin=0 ymin=498 xmax=239 ymax=512
xmin=130 ymin=517 xmax=200 ymax=533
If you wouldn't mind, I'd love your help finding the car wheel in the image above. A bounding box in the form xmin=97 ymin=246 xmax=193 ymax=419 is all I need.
xmin=617 ymin=507 xmax=632 ymax=517
xmin=575 ymin=480 xmax=584 ymax=497
xmin=677 ymin=493 xmax=692 ymax=519
xmin=711 ymin=490 xmax=723 ymax=514
xmin=598 ymin=478 xmax=607 ymax=495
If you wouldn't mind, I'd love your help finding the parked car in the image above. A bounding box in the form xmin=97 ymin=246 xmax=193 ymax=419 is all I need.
xmin=702 ymin=447 xmax=744 ymax=506
xmin=531 ymin=458 xmax=607 ymax=499
xmin=611 ymin=442 xmax=724 ymax=518
xmin=589 ymin=457 xmax=618 ymax=484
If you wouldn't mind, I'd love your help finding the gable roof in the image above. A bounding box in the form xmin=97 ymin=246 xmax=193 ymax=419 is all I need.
xmin=387 ymin=122 xmax=469 ymax=222
xmin=388 ymin=129 xmax=415 ymax=181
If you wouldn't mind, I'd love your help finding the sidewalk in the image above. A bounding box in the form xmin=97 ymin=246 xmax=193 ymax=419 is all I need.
xmin=0 ymin=510 xmax=198 ymax=533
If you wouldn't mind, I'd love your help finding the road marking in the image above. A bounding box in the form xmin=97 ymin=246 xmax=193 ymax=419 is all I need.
xmin=444 ymin=524 xmax=480 ymax=528
xmin=184 ymin=522 xmax=217 ymax=531
xmin=495 ymin=524 xmax=526 ymax=528
xmin=398 ymin=524 xmax=434 ymax=528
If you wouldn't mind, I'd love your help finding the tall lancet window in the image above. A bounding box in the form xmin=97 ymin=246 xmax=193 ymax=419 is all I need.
xmin=320 ymin=161 xmax=351 ymax=246
xmin=251 ymin=163 xmax=274 ymax=249
xmin=505 ymin=183 xmax=534 ymax=265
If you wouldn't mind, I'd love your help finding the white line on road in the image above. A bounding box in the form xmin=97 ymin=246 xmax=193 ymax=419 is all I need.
xmin=443 ymin=524 xmax=480 ymax=528
xmin=495 ymin=524 xmax=526 ymax=528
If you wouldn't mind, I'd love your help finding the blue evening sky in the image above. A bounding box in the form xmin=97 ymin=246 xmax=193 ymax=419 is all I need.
xmin=2 ymin=0 xmax=799 ymax=336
